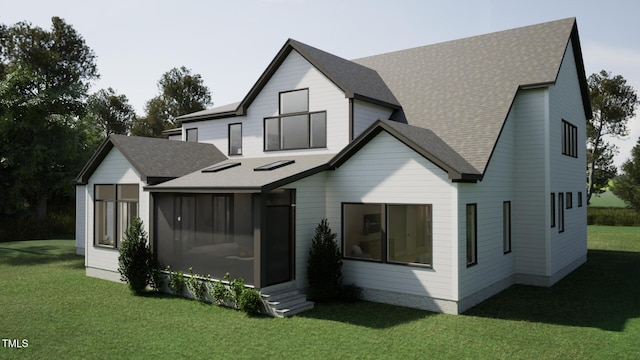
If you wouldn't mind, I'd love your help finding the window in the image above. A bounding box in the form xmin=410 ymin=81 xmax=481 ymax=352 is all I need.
xmin=550 ymin=193 xmax=556 ymax=228
xmin=264 ymin=89 xmax=327 ymax=151
xmin=229 ymin=123 xmax=242 ymax=155
xmin=254 ymin=160 xmax=295 ymax=171
xmin=562 ymin=120 xmax=578 ymax=157
xmin=503 ymin=201 xmax=511 ymax=254
xmin=566 ymin=192 xmax=573 ymax=209
xmin=578 ymin=192 xmax=583 ymax=207
xmin=558 ymin=192 xmax=565 ymax=233
xmin=95 ymin=184 xmax=139 ymax=248
xmin=186 ymin=128 xmax=198 ymax=142
xmin=466 ymin=204 xmax=477 ymax=266
xmin=342 ymin=203 xmax=433 ymax=266
xmin=202 ymin=162 xmax=241 ymax=173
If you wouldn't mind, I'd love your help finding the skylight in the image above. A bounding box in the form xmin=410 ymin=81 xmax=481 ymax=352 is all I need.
xmin=254 ymin=160 xmax=295 ymax=171
xmin=202 ymin=162 xmax=241 ymax=173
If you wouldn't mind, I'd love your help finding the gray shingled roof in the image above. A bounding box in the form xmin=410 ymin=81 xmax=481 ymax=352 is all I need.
xmin=177 ymin=102 xmax=241 ymax=123
xmin=330 ymin=120 xmax=480 ymax=180
xmin=147 ymin=154 xmax=334 ymax=192
xmin=353 ymin=17 xmax=584 ymax=174
xmin=287 ymin=40 xmax=401 ymax=108
xmin=75 ymin=135 xmax=227 ymax=184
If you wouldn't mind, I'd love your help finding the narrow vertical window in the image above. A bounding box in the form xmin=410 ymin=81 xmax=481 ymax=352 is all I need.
xmin=503 ymin=201 xmax=511 ymax=254
xmin=566 ymin=192 xmax=573 ymax=209
xmin=186 ymin=128 xmax=198 ymax=142
xmin=578 ymin=192 xmax=583 ymax=207
xmin=550 ymin=193 xmax=556 ymax=228
xmin=466 ymin=204 xmax=477 ymax=266
xmin=558 ymin=192 xmax=565 ymax=233
xmin=562 ymin=120 xmax=578 ymax=157
xmin=229 ymin=123 xmax=242 ymax=155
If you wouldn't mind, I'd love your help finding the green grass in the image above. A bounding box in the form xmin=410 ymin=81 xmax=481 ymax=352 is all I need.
xmin=1 ymin=228 xmax=639 ymax=359
xmin=589 ymin=190 xmax=627 ymax=208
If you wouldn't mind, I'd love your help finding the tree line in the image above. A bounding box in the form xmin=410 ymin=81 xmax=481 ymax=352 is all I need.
xmin=0 ymin=17 xmax=211 ymax=221
xmin=2 ymin=16 xmax=640 ymax=227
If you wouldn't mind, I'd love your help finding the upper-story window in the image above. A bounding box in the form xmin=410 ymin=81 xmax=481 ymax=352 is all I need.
xmin=264 ymin=88 xmax=327 ymax=151
xmin=229 ymin=123 xmax=242 ymax=155
xmin=186 ymin=128 xmax=198 ymax=143
xmin=562 ymin=120 xmax=577 ymax=157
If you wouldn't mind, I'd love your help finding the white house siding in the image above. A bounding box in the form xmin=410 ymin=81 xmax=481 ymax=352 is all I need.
xmin=188 ymin=50 xmax=349 ymax=158
xmin=285 ymin=172 xmax=328 ymax=290
xmin=324 ymin=131 xmax=456 ymax=311
xmin=352 ymin=100 xmax=394 ymax=139
xmin=75 ymin=185 xmax=87 ymax=256
xmin=512 ymin=88 xmax=551 ymax=278
xmin=456 ymin=107 xmax=517 ymax=307
xmin=85 ymin=148 xmax=149 ymax=282
xmin=548 ymin=40 xmax=588 ymax=280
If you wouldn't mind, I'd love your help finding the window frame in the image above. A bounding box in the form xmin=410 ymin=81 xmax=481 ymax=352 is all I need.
xmin=186 ymin=128 xmax=198 ymax=143
xmin=264 ymin=88 xmax=327 ymax=151
xmin=562 ymin=120 xmax=578 ymax=158
xmin=466 ymin=203 xmax=478 ymax=267
xmin=566 ymin=192 xmax=573 ymax=209
xmin=228 ymin=123 xmax=242 ymax=156
xmin=578 ymin=192 xmax=583 ymax=207
xmin=94 ymin=184 xmax=139 ymax=249
xmin=550 ymin=193 xmax=556 ymax=228
xmin=341 ymin=202 xmax=433 ymax=268
xmin=503 ymin=201 xmax=511 ymax=254
xmin=558 ymin=192 xmax=565 ymax=233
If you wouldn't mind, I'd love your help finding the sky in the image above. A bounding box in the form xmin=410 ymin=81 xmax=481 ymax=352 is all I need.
xmin=2 ymin=0 xmax=640 ymax=167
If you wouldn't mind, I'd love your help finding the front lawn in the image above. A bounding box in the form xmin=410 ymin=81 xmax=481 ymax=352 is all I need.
xmin=1 ymin=226 xmax=639 ymax=359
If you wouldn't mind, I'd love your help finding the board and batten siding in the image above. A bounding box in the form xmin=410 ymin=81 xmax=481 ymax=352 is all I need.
xmin=352 ymin=100 xmax=394 ymax=139
xmin=85 ymin=148 xmax=149 ymax=281
xmin=188 ymin=50 xmax=350 ymax=158
xmin=324 ymin=131 xmax=456 ymax=305
xmin=75 ymin=185 xmax=87 ymax=256
xmin=457 ymin=107 xmax=516 ymax=306
xmin=548 ymin=39 xmax=588 ymax=278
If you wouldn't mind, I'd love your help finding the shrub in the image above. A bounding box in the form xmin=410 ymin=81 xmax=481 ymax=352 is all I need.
xmin=167 ymin=266 xmax=185 ymax=295
xmin=587 ymin=207 xmax=640 ymax=226
xmin=238 ymin=288 xmax=263 ymax=315
xmin=117 ymin=217 xmax=153 ymax=294
xmin=307 ymin=219 xmax=342 ymax=302
xmin=186 ymin=267 xmax=209 ymax=301
xmin=230 ymin=277 xmax=245 ymax=306
xmin=209 ymin=273 xmax=232 ymax=306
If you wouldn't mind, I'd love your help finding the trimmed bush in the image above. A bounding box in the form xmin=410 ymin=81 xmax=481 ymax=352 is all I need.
xmin=238 ymin=288 xmax=263 ymax=315
xmin=587 ymin=207 xmax=640 ymax=226
xmin=118 ymin=217 xmax=153 ymax=294
xmin=307 ymin=219 xmax=342 ymax=302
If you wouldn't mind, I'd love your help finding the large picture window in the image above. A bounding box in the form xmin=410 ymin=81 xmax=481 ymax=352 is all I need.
xmin=264 ymin=89 xmax=327 ymax=151
xmin=95 ymin=184 xmax=139 ymax=248
xmin=342 ymin=203 xmax=432 ymax=267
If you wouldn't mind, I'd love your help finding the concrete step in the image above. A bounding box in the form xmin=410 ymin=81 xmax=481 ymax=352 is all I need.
xmin=275 ymin=301 xmax=315 ymax=318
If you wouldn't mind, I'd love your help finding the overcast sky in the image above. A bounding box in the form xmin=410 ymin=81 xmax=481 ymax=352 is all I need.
xmin=2 ymin=0 xmax=639 ymax=167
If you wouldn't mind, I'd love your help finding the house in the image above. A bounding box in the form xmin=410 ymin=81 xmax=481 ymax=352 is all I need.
xmin=75 ymin=17 xmax=589 ymax=314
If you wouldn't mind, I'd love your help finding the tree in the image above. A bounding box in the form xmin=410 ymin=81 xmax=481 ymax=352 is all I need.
xmin=131 ymin=66 xmax=212 ymax=137
xmin=587 ymin=70 xmax=638 ymax=204
xmin=611 ymin=139 xmax=640 ymax=212
xmin=86 ymin=88 xmax=136 ymax=136
xmin=0 ymin=17 xmax=98 ymax=218
xmin=307 ymin=219 xmax=342 ymax=302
